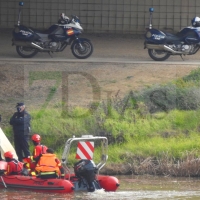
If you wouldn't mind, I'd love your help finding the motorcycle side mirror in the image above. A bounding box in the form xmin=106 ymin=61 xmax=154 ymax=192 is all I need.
xmin=19 ymin=2 xmax=24 ymax=6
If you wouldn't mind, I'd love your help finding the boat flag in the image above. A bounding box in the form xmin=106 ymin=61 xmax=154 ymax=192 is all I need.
xmin=75 ymin=141 xmax=94 ymax=160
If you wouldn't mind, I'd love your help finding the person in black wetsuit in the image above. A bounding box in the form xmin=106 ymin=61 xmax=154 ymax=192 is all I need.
xmin=10 ymin=103 xmax=31 ymax=162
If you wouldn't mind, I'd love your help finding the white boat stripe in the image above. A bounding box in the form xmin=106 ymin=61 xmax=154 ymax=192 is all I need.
xmin=76 ymin=142 xmax=94 ymax=159
xmin=81 ymin=142 xmax=94 ymax=157
xmin=76 ymin=148 xmax=87 ymax=159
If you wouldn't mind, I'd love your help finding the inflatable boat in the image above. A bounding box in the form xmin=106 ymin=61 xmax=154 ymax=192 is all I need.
xmin=0 ymin=135 xmax=120 ymax=193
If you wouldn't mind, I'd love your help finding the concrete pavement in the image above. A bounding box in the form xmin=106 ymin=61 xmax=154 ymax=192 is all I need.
xmin=1 ymin=29 xmax=200 ymax=64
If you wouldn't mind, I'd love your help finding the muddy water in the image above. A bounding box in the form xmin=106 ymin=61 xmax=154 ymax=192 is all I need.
xmin=1 ymin=175 xmax=200 ymax=200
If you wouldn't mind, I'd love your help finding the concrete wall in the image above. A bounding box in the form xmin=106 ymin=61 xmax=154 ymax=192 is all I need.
xmin=0 ymin=0 xmax=199 ymax=34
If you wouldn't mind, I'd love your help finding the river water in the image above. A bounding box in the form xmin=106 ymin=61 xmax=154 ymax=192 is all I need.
xmin=1 ymin=175 xmax=200 ymax=200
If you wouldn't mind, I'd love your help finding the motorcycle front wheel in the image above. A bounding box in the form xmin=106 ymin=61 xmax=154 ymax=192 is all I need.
xmin=71 ymin=40 xmax=93 ymax=59
xmin=16 ymin=46 xmax=38 ymax=58
xmin=148 ymin=49 xmax=170 ymax=61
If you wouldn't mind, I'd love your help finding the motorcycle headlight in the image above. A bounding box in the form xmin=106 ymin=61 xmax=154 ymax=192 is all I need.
xmin=146 ymin=31 xmax=152 ymax=38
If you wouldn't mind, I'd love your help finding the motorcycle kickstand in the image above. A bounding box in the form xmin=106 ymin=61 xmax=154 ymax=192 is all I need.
xmin=48 ymin=51 xmax=53 ymax=58
xmin=180 ymin=55 xmax=184 ymax=61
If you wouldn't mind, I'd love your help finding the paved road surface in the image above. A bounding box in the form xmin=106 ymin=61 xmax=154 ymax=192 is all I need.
xmin=1 ymin=29 xmax=200 ymax=64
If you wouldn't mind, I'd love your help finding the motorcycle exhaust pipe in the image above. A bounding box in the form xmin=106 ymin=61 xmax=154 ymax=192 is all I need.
xmin=30 ymin=42 xmax=44 ymax=50
xmin=163 ymin=45 xmax=183 ymax=54
xmin=145 ymin=43 xmax=164 ymax=50
xmin=12 ymin=40 xmax=44 ymax=50
xmin=145 ymin=43 xmax=184 ymax=54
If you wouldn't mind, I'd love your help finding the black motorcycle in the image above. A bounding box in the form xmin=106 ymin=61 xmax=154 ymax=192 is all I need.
xmin=144 ymin=8 xmax=200 ymax=61
xmin=12 ymin=2 xmax=93 ymax=59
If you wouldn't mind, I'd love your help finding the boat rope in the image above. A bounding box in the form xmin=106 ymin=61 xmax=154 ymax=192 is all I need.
xmin=3 ymin=175 xmax=46 ymax=183
xmin=16 ymin=176 xmax=47 ymax=183
xmin=3 ymin=175 xmax=33 ymax=181
xmin=32 ymin=179 xmax=47 ymax=183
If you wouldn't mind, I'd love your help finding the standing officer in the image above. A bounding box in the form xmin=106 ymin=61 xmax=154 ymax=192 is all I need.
xmin=10 ymin=102 xmax=31 ymax=162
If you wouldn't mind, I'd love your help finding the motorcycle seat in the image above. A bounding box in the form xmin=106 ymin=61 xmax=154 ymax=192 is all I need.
xmin=29 ymin=25 xmax=64 ymax=37
xmin=29 ymin=27 xmax=51 ymax=34
xmin=164 ymin=32 xmax=182 ymax=42
xmin=27 ymin=27 xmax=48 ymax=40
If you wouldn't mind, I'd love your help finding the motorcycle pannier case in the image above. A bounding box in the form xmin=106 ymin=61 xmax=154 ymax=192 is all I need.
xmin=13 ymin=25 xmax=37 ymax=41
xmin=145 ymin=28 xmax=166 ymax=44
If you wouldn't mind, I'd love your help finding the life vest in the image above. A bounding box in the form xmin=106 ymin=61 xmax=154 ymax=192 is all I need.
xmin=35 ymin=154 xmax=60 ymax=173
xmin=33 ymin=144 xmax=48 ymax=160
xmin=8 ymin=159 xmax=23 ymax=175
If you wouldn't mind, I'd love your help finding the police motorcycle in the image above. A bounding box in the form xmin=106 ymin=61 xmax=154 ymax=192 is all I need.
xmin=144 ymin=8 xmax=200 ymax=61
xmin=12 ymin=2 xmax=93 ymax=59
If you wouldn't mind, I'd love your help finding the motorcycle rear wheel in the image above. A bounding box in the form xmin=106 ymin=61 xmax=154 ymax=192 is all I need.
xmin=16 ymin=46 xmax=38 ymax=58
xmin=148 ymin=49 xmax=170 ymax=61
xmin=71 ymin=40 xmax=93 ymax=59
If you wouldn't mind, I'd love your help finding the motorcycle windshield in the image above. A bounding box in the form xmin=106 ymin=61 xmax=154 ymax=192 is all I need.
xmin=73 ymin=16 xmax=81 ymax=24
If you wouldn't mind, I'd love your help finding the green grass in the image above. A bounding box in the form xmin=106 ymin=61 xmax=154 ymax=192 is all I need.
xmin=113 ymin=132 xmax=200 ymax=161
xmin=6 ymin=106 xmax=200 ymax=164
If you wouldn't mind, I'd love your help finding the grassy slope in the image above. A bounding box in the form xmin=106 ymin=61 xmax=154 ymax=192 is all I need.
xmin=4 ymin=68 xmax=200 ymax=175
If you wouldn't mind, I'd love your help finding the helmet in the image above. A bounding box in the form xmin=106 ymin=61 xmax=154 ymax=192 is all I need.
xmin=60 ymin=13 xmax=65 ymax=20
xmin=60 ymin=13 xmax=69 ymax=20
xmin=59 ymin=13 xmax=69 ymax=24
xmin=4 ymin=151 xmax=14 ymax=159
xmin=191 ymin=16 xmax=200 ymax=27
xmin=31 ymin=134 xmax=41 ymax=142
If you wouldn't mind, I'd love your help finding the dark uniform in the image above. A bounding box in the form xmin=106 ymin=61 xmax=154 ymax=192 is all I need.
xmin=10 ymin=103 xmax=31 ymax=162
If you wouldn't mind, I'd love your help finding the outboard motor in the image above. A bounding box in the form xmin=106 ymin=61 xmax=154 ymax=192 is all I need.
xmin=74 ymin=159 xmax=100 ymax=192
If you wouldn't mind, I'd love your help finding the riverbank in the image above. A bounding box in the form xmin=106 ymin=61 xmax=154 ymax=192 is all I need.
xmin=2 ymin=67 xmax=200 ymax=176
xmin=101 ymin=156 xmax=200 ymax=177
xmin=3 ymin=100 xmax=200 ymax=177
